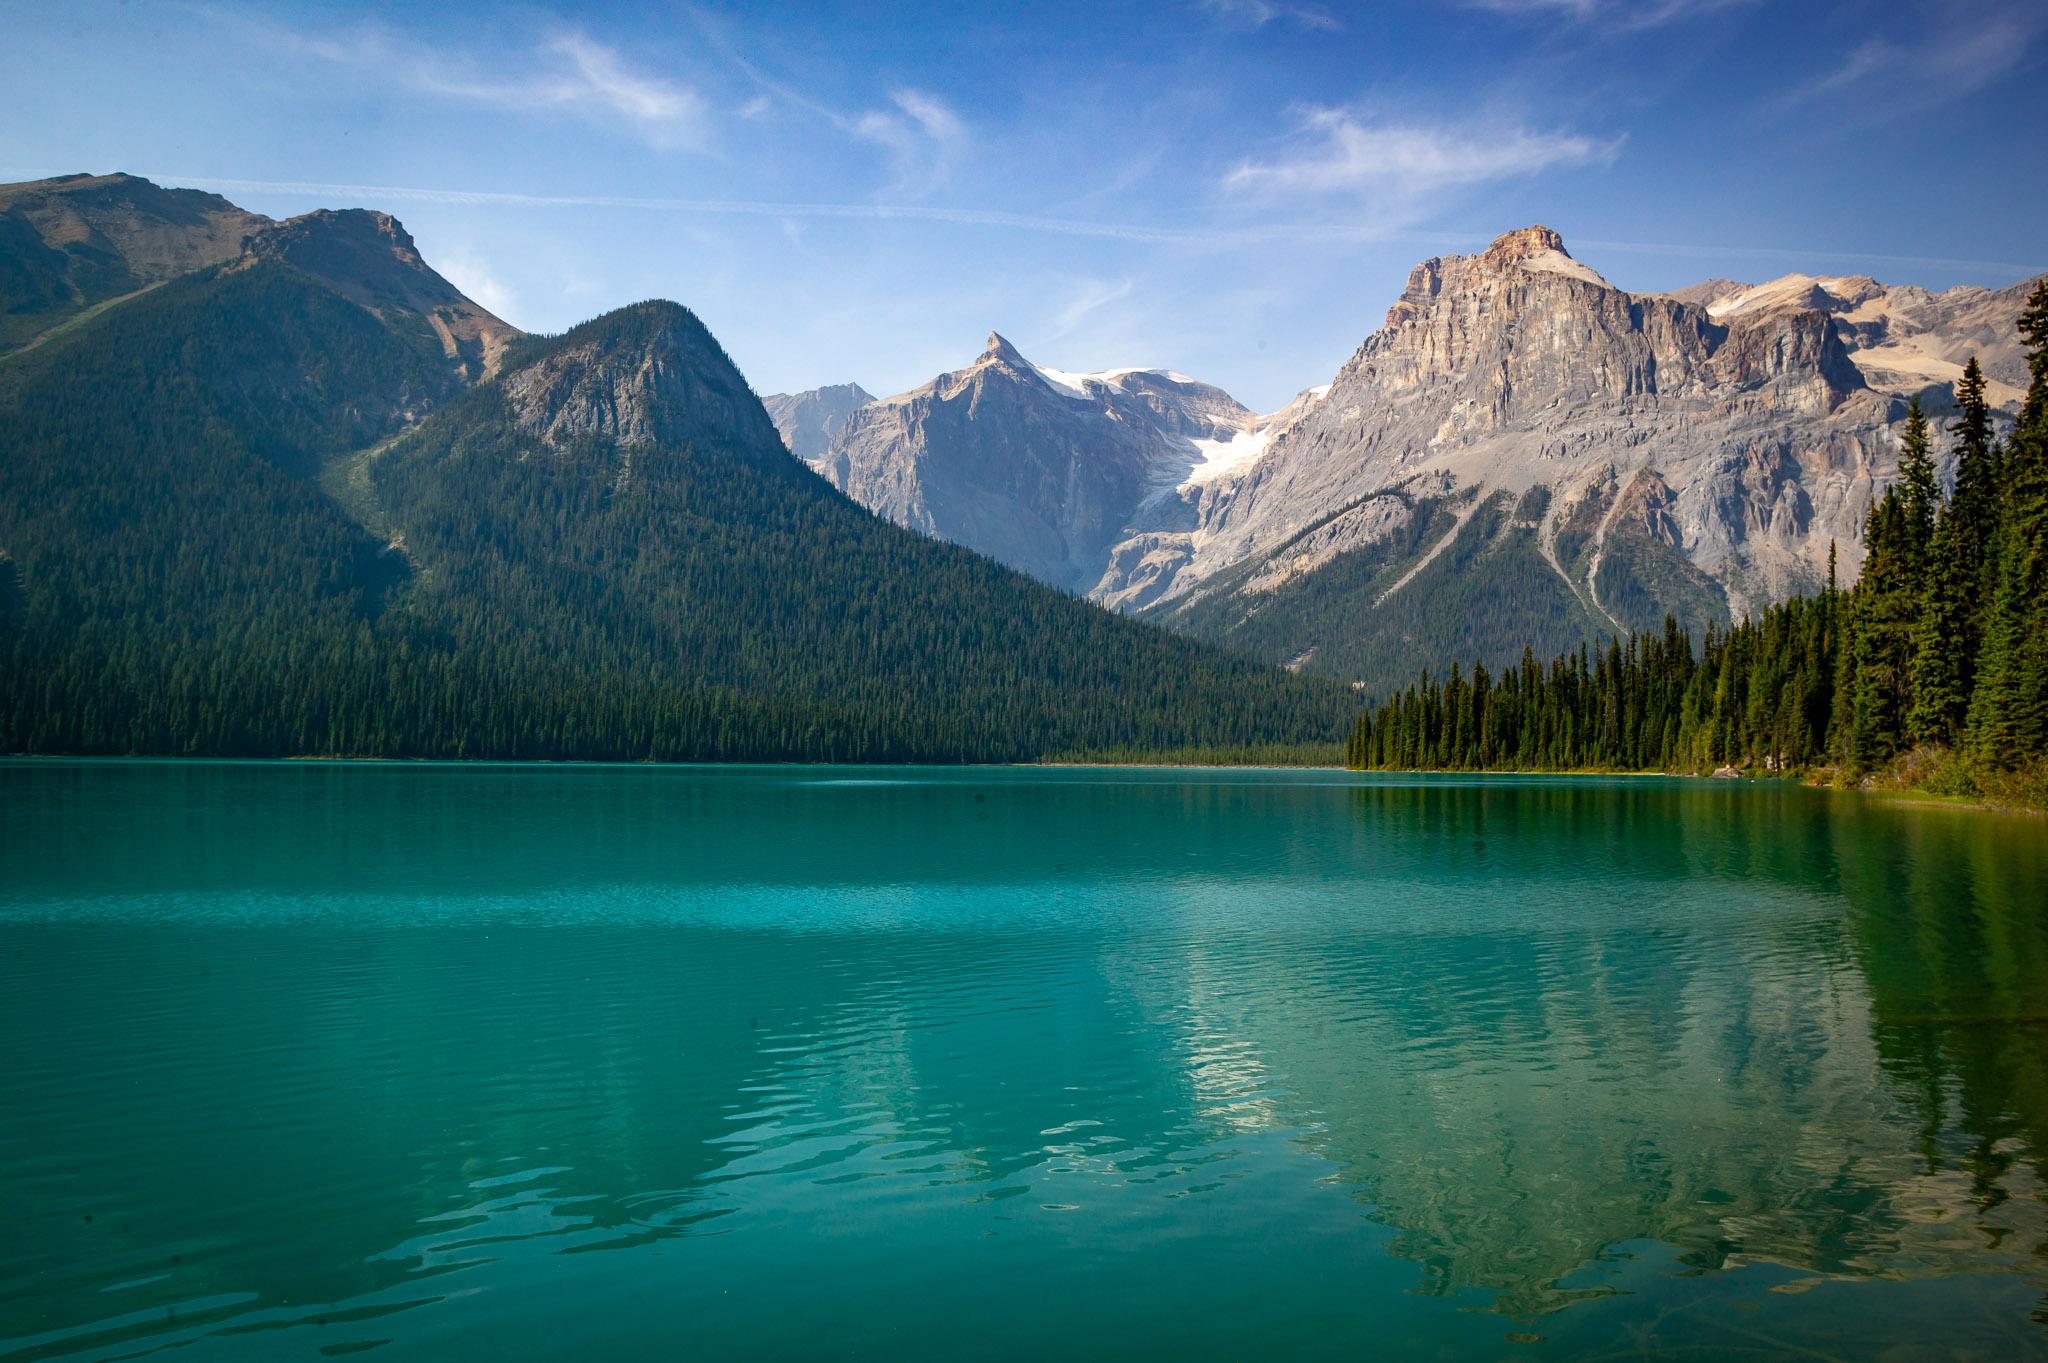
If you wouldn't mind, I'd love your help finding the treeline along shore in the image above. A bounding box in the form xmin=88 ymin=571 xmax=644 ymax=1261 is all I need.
xmin=1348 ymin=282 xmax=2048 ymax=808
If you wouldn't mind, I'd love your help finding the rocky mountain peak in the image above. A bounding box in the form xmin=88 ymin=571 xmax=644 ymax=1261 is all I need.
xmin=0 ymin=172 xmax=272 ymax=278
xmin=1482 ymin=224 xmax=1569 ymax=266
xmin=981 ymin=331 xmax=1030 ymax=366
xmin=814 ymin=334 xmax=1294 ymax=593
xmin=763 ymin=383 xmax=877 ymax=464
xmin=0 ymin=171 xmax=277 ymax=352
xmin=1078 ymin=229 xmax=1920 ymax=645
xmin=241 ymin=209 xmax=426 ymax=304
xmin=240 ymin=208 xmax=519 ymax=379
xmin=497 ymin=300 xmax=785 ymax=472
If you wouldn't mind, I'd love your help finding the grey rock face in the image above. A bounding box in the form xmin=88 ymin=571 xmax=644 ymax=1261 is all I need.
xmin=764 ymin=383 xmax=876 ymax=465
xmin=801 ymin=226 xmax=2037 ymax=683
xmin=500 ymin=302 xmax=787 ymax=479
xmin=1118 ymin=228 xmax=2038 ymax=634
xmin=1698 ymin=272 xmax=2038 ymax=408
xmin=817 ymin=332 xmax=1323 ymax=593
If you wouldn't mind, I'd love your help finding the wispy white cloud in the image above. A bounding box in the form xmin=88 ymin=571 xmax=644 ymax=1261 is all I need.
xmin=854 ymin=90 xmax=969 ymax=197
xmin=1038 ymin=278 xmax=1136 ymax=344
xmin=431 ymin=243 xmax=516 ymax=318
xmin=1224 ymin=110 xmax=1619 ymax=200
xmin=1460 ymin=0 xmax=1752 ymax=30
xmin=683 ymin=11 xmax=973 ymax=197
xmin=1779 ymin=1 xmax=2046 ymax=115
xmin=1200 ymin=0 xmax=1339 ymax=31
xmin=41 ymin=172 xmax=2039 ymax=277
xmin=229 ymin=15 xmax=709 ymax=150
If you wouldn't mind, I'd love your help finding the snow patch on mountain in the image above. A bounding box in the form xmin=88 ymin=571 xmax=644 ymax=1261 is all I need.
xmin=1180 ymin=429 xmax=1273 ymax=489
xmin=1031 ymin=362 xmax=1198 ymax=398
xmin=1520 ymin=249 xmax=1608 ymax=287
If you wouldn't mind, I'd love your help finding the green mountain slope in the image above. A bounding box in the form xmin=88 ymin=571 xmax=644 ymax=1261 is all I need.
xmin=0 ymin=173 xmax=270 ymax=355
xmin=0 ymin=239 xmax=1353 ymax=761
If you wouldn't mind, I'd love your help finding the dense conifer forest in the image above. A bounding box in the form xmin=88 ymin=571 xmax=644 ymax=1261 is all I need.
xmin=1348 ymin=282 xmax=2048 ymax=803
xmin=0 ymin=259 xmax=1355 ymax=762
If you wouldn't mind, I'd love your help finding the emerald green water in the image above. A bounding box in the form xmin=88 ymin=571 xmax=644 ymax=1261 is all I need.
xmin=4 ymin=763 xmax=2048 ymax=1361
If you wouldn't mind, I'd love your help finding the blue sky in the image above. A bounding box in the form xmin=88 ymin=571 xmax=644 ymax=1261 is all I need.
xmin=4 ymin=0 xmax=2044 ymax=410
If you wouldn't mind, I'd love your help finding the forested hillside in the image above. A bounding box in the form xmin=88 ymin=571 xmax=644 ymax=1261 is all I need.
xmin=0 ymin=243 xmax=1355 ymax=762
xmin=1348 ymin=283 xmax=2048 ymax=802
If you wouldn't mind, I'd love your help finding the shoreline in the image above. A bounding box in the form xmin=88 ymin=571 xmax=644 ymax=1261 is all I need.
xmin=4 ymin=752 xmax=2043 ymax=811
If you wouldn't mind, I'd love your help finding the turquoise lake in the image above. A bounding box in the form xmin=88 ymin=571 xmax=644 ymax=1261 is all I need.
xmin=4 ymin=761 xmax=2048 ymax=1360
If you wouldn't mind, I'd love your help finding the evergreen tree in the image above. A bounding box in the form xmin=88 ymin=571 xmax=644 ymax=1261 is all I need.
xmin=1966 ymin=283 xmax=2048 ymax=761
xmin=1897 ymin=396 xmax=1940 ymax=554
xmin=1907 ymin=397 xmax=1969 ymax=745
xmin=1951 ymin=358 xmax=1998 ymax=523
xmin=1847 ymin=491 xmax=1916 ymax=766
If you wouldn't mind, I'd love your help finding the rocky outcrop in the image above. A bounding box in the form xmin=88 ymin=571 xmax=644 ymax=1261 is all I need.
xmin=1699 ymin=272 xmax=2037 ymax=409
xmin=241 ymin=209 xmax=520 ymax=380
xmin=764 ymin=383 xmax=875 ymax=465
xmin=499 ymin=301 xmax=787 ymax=476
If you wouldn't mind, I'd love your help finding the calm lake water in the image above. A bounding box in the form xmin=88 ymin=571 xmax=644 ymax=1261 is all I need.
xmin=4 ymin=762 xmax=2048 ymax=1361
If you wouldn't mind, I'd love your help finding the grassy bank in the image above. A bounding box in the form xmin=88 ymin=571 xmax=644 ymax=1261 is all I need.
xmin=1810 ymin=747 xmax=2048 ymax=814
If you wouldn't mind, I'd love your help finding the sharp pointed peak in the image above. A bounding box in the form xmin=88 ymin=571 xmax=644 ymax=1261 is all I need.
xmin=981 ymin=331 xmax=1029 ymax=365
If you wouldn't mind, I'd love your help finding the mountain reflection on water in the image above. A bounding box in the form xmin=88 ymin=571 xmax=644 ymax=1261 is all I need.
xmin=1261 ymin=785 xmax=2048 ymax=1315
xmin=2 ymin=763 xmax=2046 ymax=1360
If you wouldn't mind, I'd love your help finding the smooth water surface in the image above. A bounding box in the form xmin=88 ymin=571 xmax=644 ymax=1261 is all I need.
xmin=4 ymin=762 xmax=2048 ymax=1360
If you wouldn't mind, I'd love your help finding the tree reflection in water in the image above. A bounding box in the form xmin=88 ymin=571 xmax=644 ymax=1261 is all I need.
xmin=1139 ymin=783 xmax=2048 ymax=1318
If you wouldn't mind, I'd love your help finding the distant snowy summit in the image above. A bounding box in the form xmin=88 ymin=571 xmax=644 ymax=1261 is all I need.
xmin=769 ymin=332 xmax=1329 ymax=594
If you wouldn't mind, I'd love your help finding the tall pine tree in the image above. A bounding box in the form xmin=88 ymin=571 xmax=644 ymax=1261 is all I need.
xmin=1847 ymin=489 xmax=1918 ymax=767
xmin=1907 ymin=396 xmax=1969 ymax=745
xmin=1967 ymin=284 xmax=2048 ymax=761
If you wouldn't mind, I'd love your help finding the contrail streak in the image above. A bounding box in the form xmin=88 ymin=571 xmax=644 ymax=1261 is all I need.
xmin=5 ymin=169 xmax=2040 ymax=276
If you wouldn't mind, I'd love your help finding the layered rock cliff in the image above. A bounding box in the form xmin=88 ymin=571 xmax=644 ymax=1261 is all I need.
xmin=808 ymin=225 xmax=2037 ymax=690
xmin=1145 ymin=225 xmax=1901 ymax=626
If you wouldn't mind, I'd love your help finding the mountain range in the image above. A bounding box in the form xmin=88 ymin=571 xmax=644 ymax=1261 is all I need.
xmin=7 ymin=170 xmax=2034 ymax=761
xmin=0 ymin=173 xmax=1352 ymax=761
xmin=772 ymin=227 xmax=2041 ymax=695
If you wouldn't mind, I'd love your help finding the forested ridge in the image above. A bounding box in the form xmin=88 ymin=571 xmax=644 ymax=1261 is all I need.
xmin=1348 ymin=281 xmax=2048 ymax=804
xmin=0 ymin=258 xmax=1355 ymax=762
